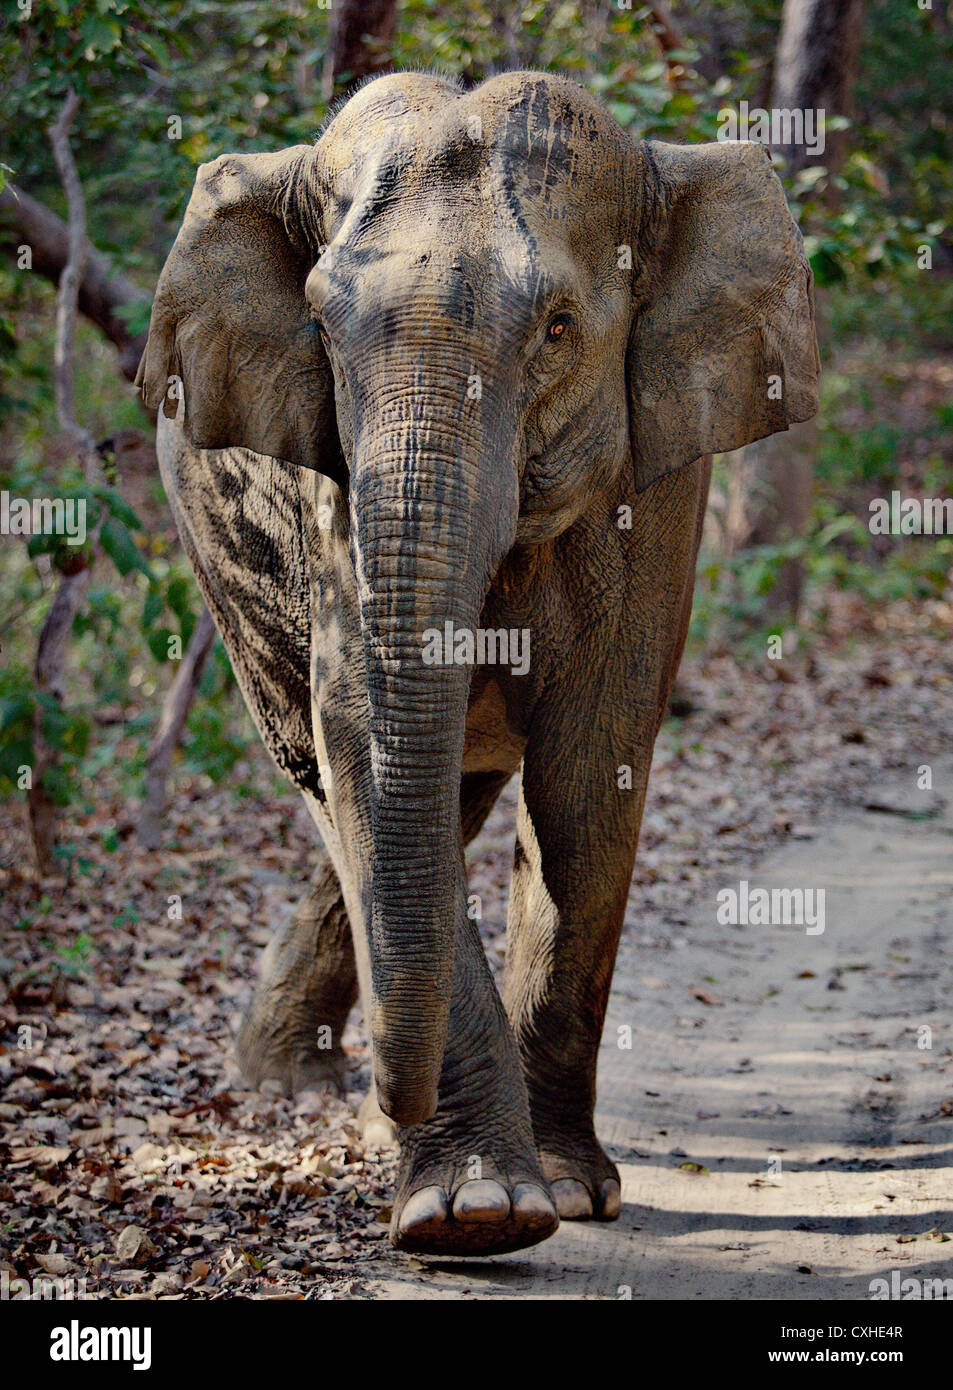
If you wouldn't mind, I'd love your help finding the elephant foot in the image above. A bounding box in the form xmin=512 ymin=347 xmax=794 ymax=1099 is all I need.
xmin=236 ymin=1017 xmax=351 ymax=1099
xmin=389 ymin=1124 xmax=558 ymax=1256
xmin=392 ymin=1174 xmax=558 ymax=1257
xmin=235 ymin=858 xmax=359 ymax=1099
xmin=537 ymin=1137 xmax=621 ymax=1222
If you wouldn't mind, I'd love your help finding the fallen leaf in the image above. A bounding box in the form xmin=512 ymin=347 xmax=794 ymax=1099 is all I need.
xmin=113 ymin=1116 xmax=148 ymax=1137
xmin=691 ymin=986 xmax=721 ymax=1006
xmin=131 ymin=1142 xmax=165 ymax=1172
xmin=9 ymin=1145 xmax=71 ymax=1168
xmin=114 ymin=1225 xmax=156 ymax=1264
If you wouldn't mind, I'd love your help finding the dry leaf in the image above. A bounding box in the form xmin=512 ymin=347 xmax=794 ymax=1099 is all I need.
xmin=114 ymin=1225 xmax=157 ymax=1263
xmin=690 ymin=986 xmax=721 ymax=1006
xmin=9 ymin=1145 xmax=71 ymax=1168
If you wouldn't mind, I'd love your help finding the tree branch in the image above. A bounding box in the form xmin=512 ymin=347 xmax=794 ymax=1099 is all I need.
xmin=643 ymin=1 xmax=722 ymax=86
xmin=138 ymin=607 xmax=217 ymax=850
xmin=28 ymin=90 xmax=106 ymax=875
xmin=0 ymin=180 xmax=150 ymax=382
xmin=49 ymin=89 xmax=88 ymax=445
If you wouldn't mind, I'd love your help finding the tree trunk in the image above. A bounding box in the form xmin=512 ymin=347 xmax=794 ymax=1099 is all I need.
xmin=321 ymin=0 xmax=397 ymax=102
xmin=490 ymin=2 xmax=521 ymax=73
xmin=771 ymin=0 xmax=866 ymax=179
xmin=138 ymin=606 xmax=217 ymax=849
xmin=728 ymin=0 xmax=866 ymax=620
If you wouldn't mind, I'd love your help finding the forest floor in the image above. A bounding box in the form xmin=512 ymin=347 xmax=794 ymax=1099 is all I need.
xmin=2 ymin=600 xmax=953 ymax=1300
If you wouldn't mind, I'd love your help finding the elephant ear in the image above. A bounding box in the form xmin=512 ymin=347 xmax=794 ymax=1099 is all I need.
xmin=628 ymin=139 xmax=819 ymax=492
xmin=136 ymin=147 xmax=346 ymax=485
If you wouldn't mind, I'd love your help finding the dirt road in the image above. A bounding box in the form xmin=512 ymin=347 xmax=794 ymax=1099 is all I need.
xmin=363 ymin=765 xmax=953 ymax=1299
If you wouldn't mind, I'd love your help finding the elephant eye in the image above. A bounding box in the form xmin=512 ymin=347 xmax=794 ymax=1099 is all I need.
xmin=546 ymin=313 xmax=573 ymax=342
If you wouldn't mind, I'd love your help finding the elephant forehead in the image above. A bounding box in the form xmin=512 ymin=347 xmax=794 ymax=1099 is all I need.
xmin=318 ymin=71 xmax=632 ymax=217
xmin=474 ymin=74 xmax=612 ymax=166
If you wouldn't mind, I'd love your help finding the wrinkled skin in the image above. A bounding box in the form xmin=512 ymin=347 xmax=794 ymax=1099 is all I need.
xmin=139 ymin=70 xmax=818 ymax=1256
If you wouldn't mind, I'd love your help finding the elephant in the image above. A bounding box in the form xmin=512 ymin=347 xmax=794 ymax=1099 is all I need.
xmin=137 ymin=69 xmax=819 ymax=1257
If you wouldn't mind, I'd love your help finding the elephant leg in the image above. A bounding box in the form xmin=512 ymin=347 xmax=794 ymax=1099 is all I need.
xmin=504 ymin=460 xmax=709 ymax=1222
xmin=235 ymin=847 xmax=359 ymax=1098
xmin=389 ymin=769 xmax=558 ymax=1256
xmin=503 ymin=776 xmax=632 ymax=1223
xmin=460 ymin=769 xmax=514 ymax=843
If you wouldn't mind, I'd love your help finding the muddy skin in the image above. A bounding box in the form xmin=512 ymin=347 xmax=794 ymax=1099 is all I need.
xmin=139 ymin=69 xmax=818 ymax=1256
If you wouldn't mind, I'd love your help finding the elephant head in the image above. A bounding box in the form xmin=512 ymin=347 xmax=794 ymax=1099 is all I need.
xmin=138 ymin=71 xmax=818 ymax=1125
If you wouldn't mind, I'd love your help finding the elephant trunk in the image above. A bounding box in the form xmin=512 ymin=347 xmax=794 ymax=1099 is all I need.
xmin=353 ymin=397 xmax=512 ymax=1126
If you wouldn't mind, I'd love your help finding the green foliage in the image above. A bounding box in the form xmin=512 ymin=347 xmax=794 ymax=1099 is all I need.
xmin=182 ymin=641 xmax=251 ymax=782
xmin=693 ymin=522 xmax=953 ymax=652
xmin=54 ymin=931 xmax=96 ymax=977
xmin=0 ymin=664 xmax=35 ymax=795
xmin=0 ymin=1 xmax=334 ymax=264
xmin=0 ymin=662 xmax=94 ymax=806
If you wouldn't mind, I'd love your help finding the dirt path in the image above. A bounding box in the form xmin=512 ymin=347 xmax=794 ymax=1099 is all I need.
xmin=362 ymin=764 xmax=953 ymax=1299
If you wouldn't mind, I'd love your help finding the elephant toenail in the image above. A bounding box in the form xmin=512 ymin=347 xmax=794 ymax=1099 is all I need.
xmin=512 ymin=1184 xmax=559 ymax=1223
xmin=452 ymin=1179 xmax=511 ymax=1223
xmin=398 ymin=1186 xmax=449 ymax=1234
xmin=552 ymin=1178 xmax=593 ymax=1220
xmin=599 ymin=1178 xmax=622 ymax=1219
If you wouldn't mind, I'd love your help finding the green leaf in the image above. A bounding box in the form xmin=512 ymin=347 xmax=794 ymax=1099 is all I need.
xmin=607 ymin=101 xmax=639 ymax=126
xmin=143 ymin=586 xmax=164 ymax=628
xmin=96 ymin=485 xmax=142 ymax=531
xmin=0 ymin=691 xmax=33 ymax=733
xmin=100 ymin=515 xmax=152 ymax=578
xmin=809 ymin=247 xmax=846 ymax=287
xmin=166 ymin=575 xmax=192 ymax=621
xmin=138 ymin=33 xmax=170 ymax=69
xmin=147 ymin=626 xmax=174 ymax=663
xmin=113 ymin=297 xmax=153 ymax=338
